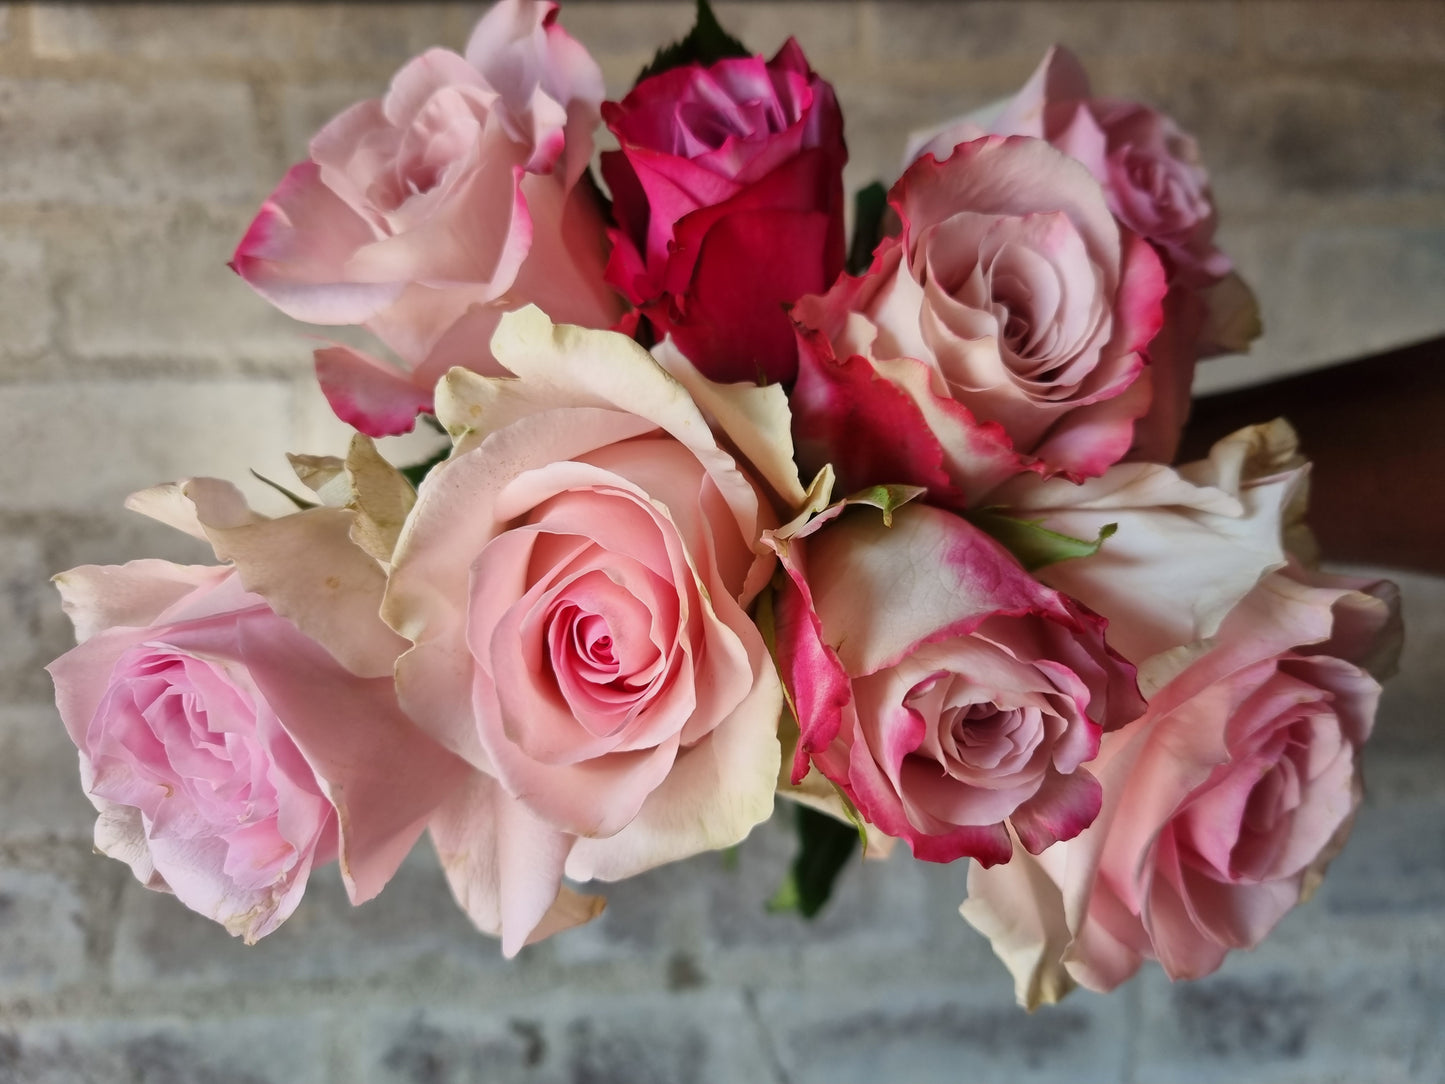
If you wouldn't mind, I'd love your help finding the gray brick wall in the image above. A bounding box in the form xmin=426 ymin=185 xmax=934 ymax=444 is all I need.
xmin=2 ymin=3 xmax=1442 ymax=1081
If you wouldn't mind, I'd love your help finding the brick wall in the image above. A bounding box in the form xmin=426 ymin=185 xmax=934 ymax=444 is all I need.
xmin=1 ymin=3 xmax=1442 ymax=1082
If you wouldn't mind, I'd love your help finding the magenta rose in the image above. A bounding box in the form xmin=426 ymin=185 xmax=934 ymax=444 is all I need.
xmin=963 ymin=564 xmax=1400 ymax=1004
xmin=232 ymin=0 xmax=621 ymax=437
xmin=602 ymin=39 xmax=847 ymax=385
xmin=47 ymin=553 xmax=466 ymax=942
xmin=790 ymin=135 xmax=1167 ymax=507
xmin=381 ymin=308 xmax=800 ymax=954
xmin=769 ymin=499 xmax=1143 ymax=865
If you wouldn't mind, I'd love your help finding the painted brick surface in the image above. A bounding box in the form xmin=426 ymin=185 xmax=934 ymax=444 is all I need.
xmin=0 ymin=233 xmax=52 ymax=362
xmin=0 ymin=867 xmax=91 ymax=997
xmin=758 ymin=981 xmax=1134 ymax=1084
xmin=0 ymin=78 xmax=262 ymax=206
xmin=867 ymin=0 xmax=1241 ymax=64
xmin=1250 ymin=1 xmax=1445 ymax=63
xmin=0 ymin=704 xmax=95 ymax=842
xmin=55 ymin=205 xmax=307 ymax=369
xmin=29 ymin=4 xmax=314 ymax=65
xmin=0 ymin=1015 xmax=334 ymax=1084
xmin=0 ymin=380 xmax=299 ymax=512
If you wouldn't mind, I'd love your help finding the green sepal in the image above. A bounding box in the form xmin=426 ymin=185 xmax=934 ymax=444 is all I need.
xmin=634 ymin=0 xmax=750 ymax=86
xmin=847 ymin=181 xmax=888 ymax=275
xmin=843 ymin=484 xmax=927 ymax=527
xmin=969 ymin=510 xmax=1118 ymax=572
xmin=249 ymin=469 xmax=316 ymax=511
xmin=767 ymin=803 xmax=860 ymax=918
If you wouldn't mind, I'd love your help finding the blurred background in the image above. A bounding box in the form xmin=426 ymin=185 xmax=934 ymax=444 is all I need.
xmin=1 ymin=2 xmax=1443 ymax=1081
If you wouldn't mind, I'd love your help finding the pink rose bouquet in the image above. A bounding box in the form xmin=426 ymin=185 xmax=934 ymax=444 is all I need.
xmin=48 ymin=0 xmax=1401 ymax=1011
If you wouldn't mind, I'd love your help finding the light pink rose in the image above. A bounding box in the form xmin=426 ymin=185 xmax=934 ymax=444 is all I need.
xmin=769 ymin=499 xmax=1143 ymax=865
xmin=381 ymin=308 xmax=796 ymax=954
xmin=907 ymin=47 xmax=1256 ymax=462
xmin=962 ymin=564 xmax=1400 ymax=1006
xmin=232 ymin=0 xmax=622 ymax=437
xmin=47 ymin=481 xmax=468 ymax=941
xmin=991 ymin=419 xmax=1309 ymax=666
xmin=790 ymin=135 xmax=1166 ymax=506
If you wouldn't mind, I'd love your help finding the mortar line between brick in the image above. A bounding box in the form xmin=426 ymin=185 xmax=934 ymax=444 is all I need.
xmin=742 ymin=986 xmax=793 ymax=1084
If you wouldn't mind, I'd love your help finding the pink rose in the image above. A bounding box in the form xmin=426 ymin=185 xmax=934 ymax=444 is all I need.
xmin=907 ymin=47 xmax=1256 ymax=461
xmin=232 ymin=0 xmax=622 ymax=437
xmin=602 ymin=39 xmax=847 ymax=385
xmin=910 ymin=47 xmax=1230 ymax=289
xmin=963 ymin=565 xmax=1400 ymax=1006
xmin=47 ymin=480 xmax=467 ymax=941
xmin=380 ymin=307 xmax=801 ymax=954
xmin=790 ymin=136 xmax=1166 ymax=506
xmin=991 ymin=419 xmax=1310 ymax=666
xmin=769 ymin=499 xmax=1143 ymax=865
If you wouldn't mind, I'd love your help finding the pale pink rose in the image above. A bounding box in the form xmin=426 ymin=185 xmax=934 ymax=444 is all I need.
xmin=769 ymin=499 xmax=1143 ymax=865
xmin=47 ymin=481 xmax=468 ymax=941
xmin=232 ymin=0 xmax=622 ymax=437
xmin=381 ymin=308 xmax=795 ymax=954
xmin=991 ymin=419 xmax=1309 ymax=666
xmin=906 ymin=46 xmax=1256 ymax=462
xmin=791 ymin=135 xmax=1166 ymax=506
xmin=962 ymin=564 xmax=1400 ymax=1006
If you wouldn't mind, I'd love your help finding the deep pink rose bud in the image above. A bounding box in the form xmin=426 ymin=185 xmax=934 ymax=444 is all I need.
xmin=602 ymin=39 xmax=847 ymax=385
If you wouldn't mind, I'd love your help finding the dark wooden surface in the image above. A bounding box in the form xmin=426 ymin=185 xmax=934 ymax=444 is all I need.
xmin=1180 ymin=335 xmax=1445 ymax=576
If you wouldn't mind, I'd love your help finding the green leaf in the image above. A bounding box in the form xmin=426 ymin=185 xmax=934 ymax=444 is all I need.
xmin=969 ymin=510 xmax=1118 ymax=572
xmin=399 ymin=446 xmax=451 ymax=491
xmin=847 ymin=181 xmax=888 ymax=275
xmin=249 ymin=469 xmax=316 ymax=511
xmin=633 ymin=0 xmax=750 ymax=86
xmin=767 ymin=803 xmax=860 ymax=919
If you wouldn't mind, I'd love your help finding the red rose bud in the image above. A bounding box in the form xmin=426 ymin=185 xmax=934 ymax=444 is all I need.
xmin=602 ymin=39 xmax=847 ymax=385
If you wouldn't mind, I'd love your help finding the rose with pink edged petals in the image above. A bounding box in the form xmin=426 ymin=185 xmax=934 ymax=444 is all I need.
xmin=231 ymin=0 xmax=622 ymax=437
xmin=791 ymin=135 xmax=1166 ymax=506
xmin=381 ymin=307 xmax=794 ymax=954
xmin=962 ymin=563 xmax=1400 ymax=1007
xmin=46 ymin=479 xmax=469 ymax=942
xmin=602 ymin=39 xmax=847 ymax=385
xmin=906 ymin=46 xmax=1258 ymax=461
xmin=909 ymin=47 xmax=1231 ymax=289
xmin=768 ymin=498 xmax=1143 ymax=866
